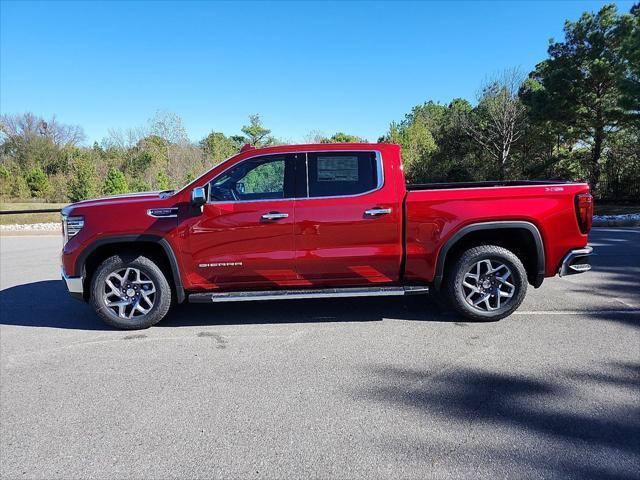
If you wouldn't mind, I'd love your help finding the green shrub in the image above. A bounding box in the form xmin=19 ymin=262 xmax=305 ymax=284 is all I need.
xmin=46 ymin=174 xmax=69 ymax=203
xmin=10 ymin=174 xmax=30 ymax=199
xmin=25 ymin=167 xmax=50 ymax=198
xmin=102 ymin=167 xmax=129 ymax=195
xmin=0 ymin=165 xmax=10 ymax=198
xmin=155 ymin=170 xmax=170 ymax=190
xmin=67 ymin=156 xmax=98 ymax=202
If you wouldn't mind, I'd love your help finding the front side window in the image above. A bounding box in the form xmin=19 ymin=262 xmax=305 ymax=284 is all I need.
xmin=307 ymin=151 xmax=379 ymax=197
xmin=208 ymin=154 xmax=294 ymax=202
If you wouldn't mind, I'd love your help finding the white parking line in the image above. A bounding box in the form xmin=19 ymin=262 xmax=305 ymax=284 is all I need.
xmin=514 ymin=310 xmax=640 ymax=315
xmin=592 ymin=228 xmax=640 ymax=233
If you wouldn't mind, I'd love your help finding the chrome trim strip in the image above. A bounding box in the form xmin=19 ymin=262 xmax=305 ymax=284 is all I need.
xmin=403 ymin=286 xmax=430 ymax=294
xmin=558 ymin=246 xmax=593 ymax=277
xmin=209 ymin=290 xmax=402 ymax=302
xmin=261 ymin=212 xmax=289 ymax=220
xmin=189 ymin=285 xmax=428 ymax=303
xmin=62 ymin=268 xmax=84 ymax=294
xmin=365 ymin=208 xmax=392 ymax=216
xmin=206 ymin=150 xmax=385 ymax=205
xmin=305 ymin=153 xmax=310 ymax=198
xmin=61 ymin=213 xmax=67 ymax=243
xmin=147 ymin=208 xmax=179 ymax=218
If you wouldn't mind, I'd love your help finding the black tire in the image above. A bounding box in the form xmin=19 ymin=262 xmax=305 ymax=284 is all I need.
xmin=444 ymin=245 xmax=527 ymax=322
xmin=90 ymin=254 xmax=172 ymax=329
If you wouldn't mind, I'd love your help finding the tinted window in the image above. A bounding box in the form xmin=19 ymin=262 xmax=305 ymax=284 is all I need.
xmin=307 ymin=152 xmax=378 ymax=197
xmin=209 ymin=155 xmax=294 ymax=202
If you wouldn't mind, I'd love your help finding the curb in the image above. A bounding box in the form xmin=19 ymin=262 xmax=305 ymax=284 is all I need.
xmin=593 ymin=215 xmax=640 ymax=228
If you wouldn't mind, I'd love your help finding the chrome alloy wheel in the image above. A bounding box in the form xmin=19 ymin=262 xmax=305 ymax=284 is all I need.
xmin=461 ymin=259 xmax=516 ymax=312
xmin=103 ymin=267 xmax=156 ymax=319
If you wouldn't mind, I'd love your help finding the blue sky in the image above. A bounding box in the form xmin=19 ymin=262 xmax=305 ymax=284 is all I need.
xmin=1 ymin=0 xmax=635 ymax=144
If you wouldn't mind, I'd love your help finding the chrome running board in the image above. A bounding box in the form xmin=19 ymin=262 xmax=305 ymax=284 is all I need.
xmin=188 ymin=285 xmax=429 ymax=303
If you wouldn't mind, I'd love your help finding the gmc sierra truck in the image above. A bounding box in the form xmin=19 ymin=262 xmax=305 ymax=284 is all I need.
xmin=61 ymin=143 xmax=593 ymax=329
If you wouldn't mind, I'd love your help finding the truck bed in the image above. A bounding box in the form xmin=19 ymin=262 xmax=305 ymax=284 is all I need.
xmin=402 ymin=180 xmax=590 ymax=285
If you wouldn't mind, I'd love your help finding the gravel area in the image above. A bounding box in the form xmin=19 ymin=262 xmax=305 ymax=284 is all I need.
xmin=0 ymin=222 xmax=60 ymax=232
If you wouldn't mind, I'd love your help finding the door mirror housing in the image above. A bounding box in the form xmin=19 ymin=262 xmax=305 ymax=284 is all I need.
xmin=191 ymin=187 xmax=206 ymax=206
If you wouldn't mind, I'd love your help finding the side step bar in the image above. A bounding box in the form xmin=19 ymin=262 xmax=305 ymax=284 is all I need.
xmin=188 ymin=285 xmax=429 ymax=303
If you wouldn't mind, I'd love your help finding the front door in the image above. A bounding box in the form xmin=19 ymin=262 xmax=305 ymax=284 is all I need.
xmin=188 ymin=153 xmax=299 ymax=289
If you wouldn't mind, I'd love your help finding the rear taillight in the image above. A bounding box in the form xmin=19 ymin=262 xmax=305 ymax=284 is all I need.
xmin=575 ymin=193 xmax=593 ymax=234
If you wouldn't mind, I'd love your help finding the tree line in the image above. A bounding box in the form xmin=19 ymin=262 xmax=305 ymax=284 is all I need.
xmin=1 ymin=3 xmax=638 ymax=203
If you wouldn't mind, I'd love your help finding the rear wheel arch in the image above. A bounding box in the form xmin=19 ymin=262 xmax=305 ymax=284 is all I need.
xmin=77 ymin=235 xmax=185 ymax=303
xmin=433 ymin=221 xmax=545 ymax=290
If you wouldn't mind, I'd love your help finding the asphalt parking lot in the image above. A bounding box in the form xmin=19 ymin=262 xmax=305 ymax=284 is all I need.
xmin=1 ymin=228 xmax=638 ymax=480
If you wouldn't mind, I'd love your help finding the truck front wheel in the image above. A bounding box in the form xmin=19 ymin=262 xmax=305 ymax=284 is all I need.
xmin=90 ymin=254 xmax=172 ymax=329
xmin=445 ymin=245 xmax=527 ymax=321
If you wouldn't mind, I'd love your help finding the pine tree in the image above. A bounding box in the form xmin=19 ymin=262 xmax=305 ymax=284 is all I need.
xmin=102 ymin=167 xmax=129 ymax=195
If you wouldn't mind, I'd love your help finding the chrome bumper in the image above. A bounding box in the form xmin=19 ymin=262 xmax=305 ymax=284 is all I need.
xmin=558 ymin=246 xmax=593 ymax=277
xmin=62 ymin=268 xmax=84 ymax=300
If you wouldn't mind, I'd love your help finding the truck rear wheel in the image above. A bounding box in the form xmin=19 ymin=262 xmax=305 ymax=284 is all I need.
xmin=90 ymin=254 xmax=172 ymax=329
xmin=445 ymin=245 xmax=527 ymax=321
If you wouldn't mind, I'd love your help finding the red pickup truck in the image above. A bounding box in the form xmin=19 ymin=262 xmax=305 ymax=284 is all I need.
xmin=61 ymin=143 xmax=593 ymax=329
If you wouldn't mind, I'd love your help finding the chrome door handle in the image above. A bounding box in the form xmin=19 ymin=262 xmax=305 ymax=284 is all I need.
xmin=365 ymin=208 xmax=392 ymax=217
xmin=261 ymin=212 xmax=289 ymax=220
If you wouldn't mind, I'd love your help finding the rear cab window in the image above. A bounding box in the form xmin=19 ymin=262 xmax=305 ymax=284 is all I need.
xmin=307 ymin=151 xmax=380 ymax=198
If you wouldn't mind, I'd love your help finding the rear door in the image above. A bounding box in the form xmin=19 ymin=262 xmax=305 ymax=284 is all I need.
xmin=294 ymin=150 xmax=402 ymax=285
xmin=188 ymin=153 xmax=300 ymax=288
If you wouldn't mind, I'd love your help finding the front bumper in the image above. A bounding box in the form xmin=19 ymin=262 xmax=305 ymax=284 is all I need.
xmin=62 ymin=268 xmax=84 ymax=300
xmin=558 ymin=246 xmax=593 ymax=277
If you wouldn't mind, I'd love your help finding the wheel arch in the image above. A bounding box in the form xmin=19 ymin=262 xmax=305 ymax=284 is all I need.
xmin=76 ymin=235 xmax=185 ymax=303
xmin=433 ymin=221 xmax=545 ymax=290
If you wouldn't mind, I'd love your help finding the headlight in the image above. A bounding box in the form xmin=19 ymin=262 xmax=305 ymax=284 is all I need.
xmin=62 ymin=215 xmax=84 ymax=244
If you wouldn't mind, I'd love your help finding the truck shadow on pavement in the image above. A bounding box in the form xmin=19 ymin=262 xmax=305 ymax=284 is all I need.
xmin=1 ymin=276 xmax=638 ymax=330
xmin=162 ymin=295 xmax=456 ymax=328
xmin=355 ymin=362 xmax=640 ymax=480
xmin=0 ymin=280 xmax=108 ymax=330
xmin=0 ymin=279 xmax=457 ymax=330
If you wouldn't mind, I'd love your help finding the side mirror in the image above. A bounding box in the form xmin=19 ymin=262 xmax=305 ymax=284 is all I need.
xmin=191 ymin=187 xmax=206 ymax=207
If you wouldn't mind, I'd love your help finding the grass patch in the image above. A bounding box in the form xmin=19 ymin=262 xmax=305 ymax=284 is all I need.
xmin=0 ymin=202 xmax=67 ymax=225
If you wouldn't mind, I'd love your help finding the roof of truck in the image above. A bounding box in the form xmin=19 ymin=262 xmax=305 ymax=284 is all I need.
xmin=236 ymin=142 xmax=398 ymax=156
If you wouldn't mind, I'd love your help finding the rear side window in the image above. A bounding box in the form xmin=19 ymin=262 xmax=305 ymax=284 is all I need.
xmin=307 ymin=152 xmax=379 ymax=197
